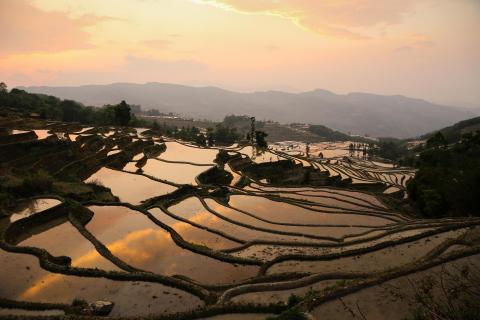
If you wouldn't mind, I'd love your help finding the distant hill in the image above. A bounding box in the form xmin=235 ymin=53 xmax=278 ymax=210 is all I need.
xmin=21 ymin=83 xmax=477 ymax=138
xmin=420 ymin=116 xmax=480 ymax=143
xmin=220 ymin=115 xmax=357 ymax=143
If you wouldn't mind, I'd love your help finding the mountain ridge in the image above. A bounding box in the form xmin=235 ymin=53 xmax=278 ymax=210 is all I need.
xmin=20 ymin=82 xmax=478 ymax=138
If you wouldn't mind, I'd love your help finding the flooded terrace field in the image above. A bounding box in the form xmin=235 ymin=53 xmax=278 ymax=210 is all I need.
xmin=1 ymin=120 xmax=479 ymax=319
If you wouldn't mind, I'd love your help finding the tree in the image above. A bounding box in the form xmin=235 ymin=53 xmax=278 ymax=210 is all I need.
xmin=206 ymin=127 xmax=214 ymax=146
xmin=114 ymin=100 xmax=131 ymax=126
xmin=60 ymin=100 xmax=84 ymax=122
xmin=0 ymin=82 xmax=7 ymax=94
xmin=426 ymin=132 xmax=447 ymax=149
xmin=407 ymin=131 xmax=480 ymax=217
xmin=152 ymin=121 xmax=161 ymax=131
xmin=255 ymin=130 xmax=268 ymax=149
xmin=195 ymin=133 xmax=207 ymax=147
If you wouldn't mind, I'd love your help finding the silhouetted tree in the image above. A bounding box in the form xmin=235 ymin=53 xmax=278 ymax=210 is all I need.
xmin=60 ymin=100 xmax=84 ymax=122
xmin=407 ymin=131 xmax=480 ymax=217
xmin=255 ymin=130 xmax=268 ymax=149
xmin=114 ymin=100 xmax=131 ymax=126
xmin=206 ymin=128 xmax=214 ymax=146
xmin=426 ymin=132 xmax=447 ymax=149
xmin=195 ymin=133 xmax=207 ymax=147
xmin=0 ymin=82 xmax=7 ymax=94
xmin=152 ymin=121 xmax=161 ymax=131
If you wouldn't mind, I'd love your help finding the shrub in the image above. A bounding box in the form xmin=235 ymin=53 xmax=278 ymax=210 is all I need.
xmin=13 ymin=170 xmax=54 ymax=196
xmin=287 ymin=294 xmax=302 ymax=307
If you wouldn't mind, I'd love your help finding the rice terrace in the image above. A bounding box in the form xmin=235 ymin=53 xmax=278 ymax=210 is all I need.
xmin=1 ymin=0 xmax=480 ymax=319
xmin=1 ymin=91 xmax=479 ymax=319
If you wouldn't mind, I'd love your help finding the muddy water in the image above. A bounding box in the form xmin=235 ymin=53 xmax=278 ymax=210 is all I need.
xmin=106 ymin=150 xmax=122 ymax=156
xmin=273 ymin=141 xmax=352 ymax=159
xmin=135 ymin=127 xmax=149 ymax=135
xmin=238 ymin=146 xmax=283 ymax=163
xmin=85 ymin=168 xmax=176 ymax=204
xmin=311 ymin=255 xmax=480 ymax=320
xmin=10 ymin=129 xmax=29 ymax=135
xmin=225 ymin=163 xmax=242 ymax=185
xmin=268 ymin=193 xmax=379 ymax=212
xmin=298 ymin=189 xmax=386 ymax=208
xmin=0 ymin=309 xmax=64 ymax=316
xmin=149 ymin=207 xmax=240 ymax=250
xmin=132 ymin=153 xmax=144 ymax=160
xmin=19 ymin=221 xmax=120 ymax=271
xmin=204 ymin=199 xmax=371 ymax=239
xmin=170 ymin=197 xmax=319 ymax=243
xmin=0 ymin=249 xmax=203 ymax=316
xmin=246 ymin=185 xmax=386 ymax=210
xmin=75 ymin=127 xmax=94 ymax=134
xmin=202 ymin=315 xmax=274 ymax=320
xmin=67 ymin=133 xmax=80 ymax=141
xmin=229 ymin=195 xmax=392 ymax=226
xmin=231 ymin=279 xmax=337 ymax=305
xmin=159 ymin=142 xmax=218 ymax=164
xmin=230 ymin=228 xmax=438 ymax=260
xmin=267 ymin=229 xmax=466 ymax=275
xmin=33 ymin=129 xmax=52 ymax=139
xmin=86 ymin=205 xmax=258 ymax=284
xmin=10 ymin=198 xmax=62 ymax=222
xmin=125 ymin=159 xmax=212 ymax=185
xmin=384 ymin=186 xmax=401 ymax=194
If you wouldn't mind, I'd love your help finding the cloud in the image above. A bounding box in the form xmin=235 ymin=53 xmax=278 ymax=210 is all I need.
xmin=394 ymin=46 xmax=414 ymax=53
xmin=141 ymin=39 xmax=173 ymax=50
xmin=394 ymin=33 xmax=435 ymax=53
xmin=0 ymin=0 xmax=108 ymax=55
xmin=265 ymin=45 xmax=280 ymax=52
xmin=123 ymin=55 xmax=208 ymax=75
xmin=197 ymin=0 xmax=419 ymax=39
xmin=414 ymin=40 xmax=435 ymax=47
xmin=2 ymin=55 xmax=210 ymax=86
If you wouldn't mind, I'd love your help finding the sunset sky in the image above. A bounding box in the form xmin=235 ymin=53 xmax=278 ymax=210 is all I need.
xmin=1 ymin=0 xmax=479 ymax=107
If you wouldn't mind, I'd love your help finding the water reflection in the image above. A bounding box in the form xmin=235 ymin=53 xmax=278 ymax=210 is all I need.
xmin=85 ymin=168 xmax=176 ymax=204
xmin=229 ymin=195 xmax=391 ymax=226
xmin=170 ymin=197 xmax=312 ymax=242
xmin=0 ymin=249 xmax=202 ymax=316
xmin=159 ymin=142 xmax=218 ymax=164
xmin=205 ymin=199 xmax=369 ymax=238
xmin=126 ymin=159 xmax=212 ymax=185
xmin=149 ymin=207 xmax=239 ymax=250
xmin=86 ymin=206 xmax=258 ymax=284
xmin=19 ymin=220 xmax=120 ymax=271
xmin=10 ymin=198 xmax=61 ymax=222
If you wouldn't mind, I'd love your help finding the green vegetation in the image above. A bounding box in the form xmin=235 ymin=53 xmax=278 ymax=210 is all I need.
xmin=407 ymin=131 xmax=480 ymax=217
xmin=373 ymin=138 xmax=409 ymax=163
xmin=421 ymin=116 xmax=480 ymax=144
xmin=255 ymin=130 xmax=268 ymax=149
xmin=404 ymin=265 xmax=480 ymax=320
xmin=114 ymin=100 xmax=131 ymax=126
xmin=207 ymin=124 xmax=241 ymax=145
xmin=287 ymin=294 xmax=302 ymax=308
xmin=0 ymin=85 xmax=141 ymax=127
xmin=13 ymin=170 xmax=54 ymax=196
xmin=266 ymin=308 xmax=307 ymax=320
xmin=0 ymin=83 xmax=249 ymax=145
xmin=308 ymin=124 xmax=351 ymax=141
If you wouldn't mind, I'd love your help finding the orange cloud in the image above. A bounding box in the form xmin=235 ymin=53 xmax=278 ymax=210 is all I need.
xmin=394 ymin=33 xmax=435 ymax=53
xmin=141 ymin=39 xmax=173 ymax=50
xmin=0 ymin=0 xmax=107 ymax=55
xmin=197 ymin=0 xmax=419 ymax=39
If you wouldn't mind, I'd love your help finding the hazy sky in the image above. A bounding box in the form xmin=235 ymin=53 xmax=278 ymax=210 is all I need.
xmin=1 ymin=0 xmax=479 ymax=107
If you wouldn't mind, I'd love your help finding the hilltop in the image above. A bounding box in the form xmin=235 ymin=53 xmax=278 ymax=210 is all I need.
xmin=21 ymin=83 xmax=478 ymax=138
xmin=420 ymin=116 xmax=480 ymax=143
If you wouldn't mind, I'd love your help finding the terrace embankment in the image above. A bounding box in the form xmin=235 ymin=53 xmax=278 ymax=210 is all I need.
xmin=0 ymin=114 xmax=479 ymax=319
